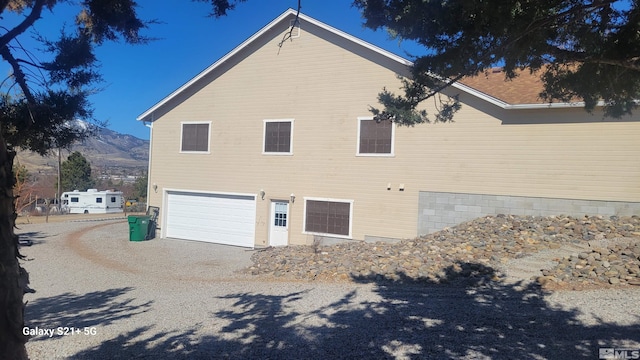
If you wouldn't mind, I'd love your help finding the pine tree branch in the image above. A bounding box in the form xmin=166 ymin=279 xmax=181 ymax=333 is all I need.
xmin=0 ymin=45 xmax=35 ymax=104
xmin=0 ymin=0 xmax=46 ymax=49
xmin=521 ymin=0 xmax=617 ymax=37
xmin=0 ymin=1 xmax=10 ymax=17
xmin=589 ymin=57 xmax=640 ymax=71
xmin=0 ymin=0 xmax=48 ymax=106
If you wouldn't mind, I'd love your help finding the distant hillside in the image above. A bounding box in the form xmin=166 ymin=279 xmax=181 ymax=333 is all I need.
xmin=15 ymin=124 xmax=149 ymax=175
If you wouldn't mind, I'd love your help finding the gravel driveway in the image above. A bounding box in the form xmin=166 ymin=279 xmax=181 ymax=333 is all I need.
xmin=17 ymin=219 xmax=640 ymax=359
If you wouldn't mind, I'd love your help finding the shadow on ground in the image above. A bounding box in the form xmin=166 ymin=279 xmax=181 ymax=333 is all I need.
xmin=62 ymin=263 xmax=639 ymax=359
xmin=25 ymin=287 xmax=153 ymax=342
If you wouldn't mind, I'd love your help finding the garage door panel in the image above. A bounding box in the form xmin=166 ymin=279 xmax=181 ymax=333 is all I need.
xmin=167 ymin=210 xmax=254 ymax=228
xmin=165 ymin=192 xmax=256 ymax=247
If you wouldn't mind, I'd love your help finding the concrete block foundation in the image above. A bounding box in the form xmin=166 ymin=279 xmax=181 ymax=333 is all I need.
xmin=418 ymin=191 xmax=640 ymax=235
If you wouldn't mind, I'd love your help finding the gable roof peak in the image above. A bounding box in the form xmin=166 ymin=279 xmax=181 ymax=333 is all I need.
xmin=136 ymin=9 xmax=412 ymax=122
xmin=137 ymin=9 xmax=585 ymax=123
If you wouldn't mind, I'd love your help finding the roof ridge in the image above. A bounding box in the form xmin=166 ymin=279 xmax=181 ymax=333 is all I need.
xmin=136 ymin=10 xmax=586 ymax=122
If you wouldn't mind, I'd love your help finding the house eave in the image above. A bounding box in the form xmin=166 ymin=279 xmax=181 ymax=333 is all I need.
xmin=136 ymin=9 xmax=582 ymax=123
xmin=136 ymin=9 xmax=414 ymax=123
xmin=504 ymin=102 xmax=592 ymax=110
xmin=451 ymin=81 xmax=607 ymax=110
xmin=136 ymin=9 xmax=297 ymax=122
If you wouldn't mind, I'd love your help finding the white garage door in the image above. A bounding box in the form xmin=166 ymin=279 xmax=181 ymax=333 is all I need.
xmin=165 ymin=191 xmax=256 ymax=247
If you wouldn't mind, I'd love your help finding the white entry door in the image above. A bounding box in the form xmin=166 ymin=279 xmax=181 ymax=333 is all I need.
xmin=269 ymin=201 xmax=289 ymax=246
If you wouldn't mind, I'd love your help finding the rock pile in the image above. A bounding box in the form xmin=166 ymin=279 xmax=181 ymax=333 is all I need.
xmin=543 ymin=238 xmax=640 ymax=287
xmin=246 ymin=214 xmax=640 ymax=288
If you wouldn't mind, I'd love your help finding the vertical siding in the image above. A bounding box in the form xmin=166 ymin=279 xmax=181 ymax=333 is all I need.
xmin=147 ymin=18 xmax=640 ymax=246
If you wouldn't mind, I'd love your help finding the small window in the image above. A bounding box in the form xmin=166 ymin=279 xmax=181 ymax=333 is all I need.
xmin=110 ymin=196 xmax=117 ymax=203
xmin=274 ymin=202 xmax=288 ymax=227
xmin=263 ymin=119 xmax=293 ymax=154
xmin=304 ymin=199 xmax=352 ymax=237
xmin=181 ymin=122 xmax=210 ymax=152
xmin=96 ymin=198 xmax=103 ymax=203
xmin=357 ymin=117 xmax=394 ymax=155
xmin=70 ymin=197 xmax=79 ymax=203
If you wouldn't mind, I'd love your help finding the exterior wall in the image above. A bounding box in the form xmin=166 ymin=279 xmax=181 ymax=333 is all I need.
xmin=418 ymin=191 xmax=640 ymax=235
xmin=145 ymin=14 xmax=640 ymax=247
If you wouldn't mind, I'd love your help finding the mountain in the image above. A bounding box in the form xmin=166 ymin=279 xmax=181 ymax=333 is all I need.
xmin=15 ymin=123 xmax=149 ymax=175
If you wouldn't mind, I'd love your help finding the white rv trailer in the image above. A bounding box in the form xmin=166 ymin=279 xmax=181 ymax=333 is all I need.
xmin=61 ymin=189 xmax=124 ymax=214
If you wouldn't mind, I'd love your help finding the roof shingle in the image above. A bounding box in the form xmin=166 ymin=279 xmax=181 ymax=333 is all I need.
xmin=458 ymin=68 xmax=551 ymax=105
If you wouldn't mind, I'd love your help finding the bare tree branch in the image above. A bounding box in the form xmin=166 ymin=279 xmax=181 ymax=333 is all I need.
xmin=277 ymin=0 xmax=301 ymax=49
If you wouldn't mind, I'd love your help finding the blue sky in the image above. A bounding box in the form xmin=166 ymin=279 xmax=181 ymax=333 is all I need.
xmin=17 ymin=0 xmax=422 ymax=140
xmin=6 ymin=1 xmax=634 ymax=140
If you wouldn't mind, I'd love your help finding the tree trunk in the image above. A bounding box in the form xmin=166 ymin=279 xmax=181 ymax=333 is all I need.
xmin=0 ymin=133 xmax=29 ymax=359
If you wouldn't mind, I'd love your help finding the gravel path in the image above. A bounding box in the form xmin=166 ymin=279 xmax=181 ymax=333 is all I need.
xmin=501 ymin=242 xmax=590 ymax=285
xmin=17 ymin=219 xmax=640 ymax=359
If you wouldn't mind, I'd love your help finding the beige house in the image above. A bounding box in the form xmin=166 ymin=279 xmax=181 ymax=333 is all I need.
xmin=137 ymin=9 xmax=640 ymax=248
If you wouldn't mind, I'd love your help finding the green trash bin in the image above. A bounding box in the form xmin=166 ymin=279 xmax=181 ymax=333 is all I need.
xmin=128 ymin=215 xmax=150 ymax=241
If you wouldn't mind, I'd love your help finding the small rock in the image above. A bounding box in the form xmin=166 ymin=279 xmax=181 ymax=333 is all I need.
xmin=622 ymin=224 xmax=635 ymax=231
xmin=537 ymin=275 xmax=556 ymax=286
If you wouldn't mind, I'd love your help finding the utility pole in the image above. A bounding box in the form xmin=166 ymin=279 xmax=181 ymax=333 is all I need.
xmin=57 ymin=147 xmax=61 ymax=211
